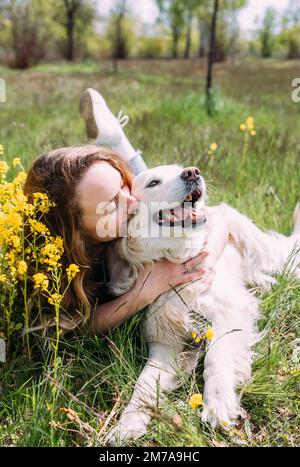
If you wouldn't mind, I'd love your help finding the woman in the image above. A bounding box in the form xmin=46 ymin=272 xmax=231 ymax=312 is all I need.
xmin=23 ymin=89 xmax=229 ymax=335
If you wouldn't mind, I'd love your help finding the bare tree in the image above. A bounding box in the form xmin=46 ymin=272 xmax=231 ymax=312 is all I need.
xmin=57 ymin=0 xmax=95 ymax=61
xmin=206 ymin=0 xmax=219 ymax=115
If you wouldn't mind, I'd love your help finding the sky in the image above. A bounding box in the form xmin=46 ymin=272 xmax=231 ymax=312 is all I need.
xmin=97 ymin=0 xmax=292 ymax=35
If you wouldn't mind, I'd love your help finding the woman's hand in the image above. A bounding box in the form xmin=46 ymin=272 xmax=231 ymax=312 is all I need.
xmin=134 ymin=251 xmax=211 ymax=308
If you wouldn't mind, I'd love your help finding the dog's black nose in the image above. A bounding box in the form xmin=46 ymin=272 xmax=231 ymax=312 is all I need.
xmin=181 ymin=167 xmax=201 ymax=182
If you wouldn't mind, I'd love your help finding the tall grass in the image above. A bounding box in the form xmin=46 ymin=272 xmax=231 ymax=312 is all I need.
xmin=0 ymin=59 xmax=299 ymax=447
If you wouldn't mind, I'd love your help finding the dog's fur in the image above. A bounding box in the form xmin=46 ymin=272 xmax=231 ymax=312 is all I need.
xmin=106 ymin=164 xmax=300 ymax=445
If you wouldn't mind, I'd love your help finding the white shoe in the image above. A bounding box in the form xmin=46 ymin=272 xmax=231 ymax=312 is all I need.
xmin=80 ymin=88 xmax=147 ymax=174
xmin=80 ymin=88 xmax=127 ymax=146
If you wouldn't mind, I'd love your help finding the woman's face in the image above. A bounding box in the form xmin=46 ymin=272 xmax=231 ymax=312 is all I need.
xmin=76 ymin=161 xmax=138 ymax=242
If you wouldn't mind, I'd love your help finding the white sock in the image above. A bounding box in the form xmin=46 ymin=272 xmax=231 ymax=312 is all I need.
xmin=96 ymin=131 xmax=147 ymax=175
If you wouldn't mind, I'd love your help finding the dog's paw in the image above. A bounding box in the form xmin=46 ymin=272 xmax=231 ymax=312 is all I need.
xmin=106 ymin=415 xmax=149 ymax=446
xmin=201 ymin=396 xmax=239 ymax=430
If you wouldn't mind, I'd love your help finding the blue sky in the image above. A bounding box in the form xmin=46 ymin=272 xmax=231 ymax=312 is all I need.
xmin=97 ymin=0 xmax=291 ymax=34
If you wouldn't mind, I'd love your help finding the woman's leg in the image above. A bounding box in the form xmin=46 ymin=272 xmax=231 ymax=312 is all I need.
xmin=80 ymin=88 xmax=147 ymax=175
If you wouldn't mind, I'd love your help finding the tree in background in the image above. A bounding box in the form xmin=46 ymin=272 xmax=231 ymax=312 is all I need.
xmin=258 ymin=7 xmax=277 ymax=58
xmin=0 ymin=0 xmax=55 ymax=68
xmin=156 ymin=0 xmax=186 ymax=58
xmin=279 ymin=0 xmax=300 ymax=59
xmin=105 ymin=0 xmax=136 ymax=71
xmin=55 ymin=0 xmax=96 ymax=61
xmin=196 ymin=0 xmax=246 ymax=62
xmin=183 ymin=0 xmax=201 ymax=58
xmin=206 ymin=0 xmax=219 ymax=115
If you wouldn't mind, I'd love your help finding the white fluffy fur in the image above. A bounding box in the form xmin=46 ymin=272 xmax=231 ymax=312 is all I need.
xmin=106 ymin=165 xmax=300 ymax=445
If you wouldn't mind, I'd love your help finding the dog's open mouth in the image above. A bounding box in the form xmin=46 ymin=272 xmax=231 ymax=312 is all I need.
xmin=153 ymin=187 xmax=206 ymax=228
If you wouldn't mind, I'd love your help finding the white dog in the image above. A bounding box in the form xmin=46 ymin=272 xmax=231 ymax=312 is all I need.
xmin=106 ymin=164 xmax=300 ymax=445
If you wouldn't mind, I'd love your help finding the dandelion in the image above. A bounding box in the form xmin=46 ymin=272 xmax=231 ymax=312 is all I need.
xmin=205 ymin=327 xmax=214 ymax=340
xmin=12 ymin=158 xmax=21 ymax=167
xmin=33 ymin=272 xmax=49 ymax=291
xmin=189 ymin=393 xmax=203 ymax=409
xmin=191 ymin=331 xmax=203 ymax=343
xmin=66 ymin=263 xmax=80 ymax=281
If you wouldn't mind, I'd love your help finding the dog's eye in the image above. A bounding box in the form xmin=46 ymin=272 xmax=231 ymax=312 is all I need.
xmin=146 ymin=180 xmax=160 ymax=188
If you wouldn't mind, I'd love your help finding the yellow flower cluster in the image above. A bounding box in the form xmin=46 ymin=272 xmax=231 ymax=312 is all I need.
xmin=240 ymin=116 xmax=256 ymax=136
xmin=0 ymin=153 xmax=80 ymax=346
xmin=33 ymin=272 xmax=49 ymax=291
xmin=191 ymin=326 xmax=214 ymax=343
xmin=66 ymin=263 xmax=80 ymax=281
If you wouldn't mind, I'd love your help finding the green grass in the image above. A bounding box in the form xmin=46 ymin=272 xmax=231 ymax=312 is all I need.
xmin=0 ymin=58 xmax=299 ymax=447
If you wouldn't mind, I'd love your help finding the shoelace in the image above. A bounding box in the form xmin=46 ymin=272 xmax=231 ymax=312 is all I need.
xmin=117 ymin=110 xmax=129 ymax=128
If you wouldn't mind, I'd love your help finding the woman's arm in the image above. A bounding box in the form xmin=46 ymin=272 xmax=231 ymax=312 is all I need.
xmin=92 ymin=253 xmax=209 ymax=334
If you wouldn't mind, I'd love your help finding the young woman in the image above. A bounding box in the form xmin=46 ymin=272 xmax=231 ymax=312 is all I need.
xmin=23 ymin=89 xmax=230 ymax=335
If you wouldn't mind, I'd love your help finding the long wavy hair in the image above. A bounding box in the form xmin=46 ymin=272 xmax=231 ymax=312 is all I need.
xmin=23 ymin=145 xmax=133 ymax=332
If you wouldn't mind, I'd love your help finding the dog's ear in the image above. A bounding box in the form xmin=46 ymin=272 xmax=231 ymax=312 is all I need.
xmin=105 ymin=239 xmax=138 ymax=296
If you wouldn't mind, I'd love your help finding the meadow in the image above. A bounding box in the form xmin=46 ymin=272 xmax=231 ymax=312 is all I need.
xmin=0 ymin=58 xmax=299 ymax=447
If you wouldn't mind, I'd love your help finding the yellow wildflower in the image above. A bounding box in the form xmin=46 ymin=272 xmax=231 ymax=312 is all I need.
xmin=246 ymin=116 xmax=254 ymax=130
xmin=205 ymin=327 xmax=214 ymax=340
xmin=0 ymin=160 xmax=9 ymax=176
xmin=33 ymin=192 xmax=55 ymax=214
xmin=41 ymin=238 xmax=64 ymax=268
xmin=12 ymin=158 xmax=21 ymax=167
xmin=33 ymin=272 xmax=49 ymax=291
xmin=210 ymin=143 xmax=218 ymax=151
xmin=18 ymin=260 xmax=27 ymax=277
xmin=12 ymin=171 xmax=27 ymax=187
xmin=191 ymin=331 xmax=203 ymax=343
xmin=48 ymin=293 xmax=62 ymax=306
xmin=189 ymin=393 xmax=203 ymax=409
xmin=29 ymin=219 xmax=49 ymax=235
xmin=0 ymin=144 xmax=4 ymax=155
xmin=0 ymin=274 xmax=7 ymax=282
xmin=250 ymin=130 xmax=256 ymax=136
xmin=66 ymin=263 xmax=80 ymax=281
xmin=240 ymin=123 xmax=246 ymax=131
xmin=11 ymin=235 xmax=21 ymax=249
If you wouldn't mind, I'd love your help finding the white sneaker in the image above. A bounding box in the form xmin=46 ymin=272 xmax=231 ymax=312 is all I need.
xmin=80 ymin=88 xmax=128 ymax=146
xmin=80 ymin=88 xmax=147 ymax=175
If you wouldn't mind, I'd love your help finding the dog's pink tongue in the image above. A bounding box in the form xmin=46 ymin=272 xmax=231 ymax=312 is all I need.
xmin=170 ymin=206 xmax=205 ymax=222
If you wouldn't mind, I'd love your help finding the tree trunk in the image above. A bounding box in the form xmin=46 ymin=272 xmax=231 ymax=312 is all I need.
xmin=66 ymin=10 xmax=75 ymax=61
xmin=206 ymin=0 xmax=219 ymax=115
xmin=184 ymin=11 xmax=193 ymax=59
xmin=172 ymin=28 xmax=179 ymax=58
xmin=198 ymin=20 xmax=205 ymax=58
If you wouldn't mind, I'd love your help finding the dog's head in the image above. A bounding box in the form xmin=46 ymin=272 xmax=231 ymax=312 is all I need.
xmin=121 ymin=164 xmax=207 ymax=264
xmin=131 ymin=164 xmax=206 ymax=230
xmin=106 ymin=165 xmax=207 ymax=295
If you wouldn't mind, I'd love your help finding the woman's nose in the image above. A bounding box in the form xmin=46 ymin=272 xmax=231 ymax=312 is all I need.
xmin=127 ymin=194 xmax=140 ymax=214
